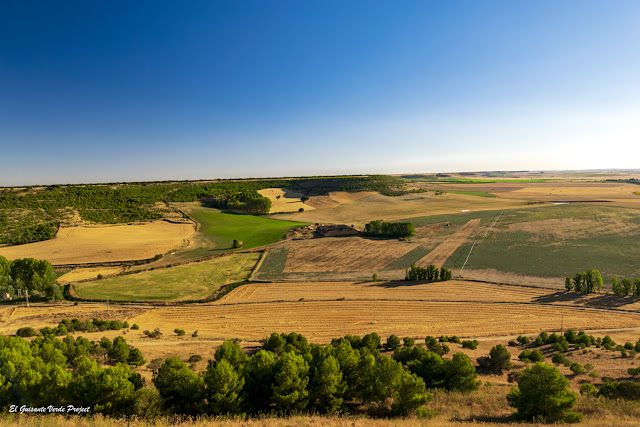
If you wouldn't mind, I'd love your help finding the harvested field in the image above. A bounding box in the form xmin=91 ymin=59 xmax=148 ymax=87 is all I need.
xmin=57 ymin=266 xmax=126 ymax=284
xmin=0 ymin=221 xmax=195 ymax=265
xmin=415 ymin=219 xmax=481 ymax=267
xmin=258 ymin=187 xmax=315 ymax=213
xmin=219 ymin=280 xmax=640 ymax=313
xmin=282 ymin=236 xmax=417 ymax=272
xmin=277 ymin=192 xmax=527 ymax=227
xmin=304 ymin=191 xmax=377 ymax=210
xmin=0 ymin=303 xmax=149 ymax=336
xmin=459 ymin=269 xmax=565 ymax=288
xmin=74 ymin=252 xmax=260 ymax=301
xmin=130 ymin=300 xmax=640 ymax=343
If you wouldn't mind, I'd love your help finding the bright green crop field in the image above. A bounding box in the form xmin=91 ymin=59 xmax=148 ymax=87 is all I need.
xmin=74 ymin=252 xmax=260 ymax=301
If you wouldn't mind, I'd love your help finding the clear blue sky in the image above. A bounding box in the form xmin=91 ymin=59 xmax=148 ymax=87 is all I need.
xmin=1 ymin=1 xmax=639 ymax=185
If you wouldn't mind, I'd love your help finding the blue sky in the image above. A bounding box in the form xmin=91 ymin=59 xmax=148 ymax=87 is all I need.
xmin=1 ymin=1 xmax=639 ymax=185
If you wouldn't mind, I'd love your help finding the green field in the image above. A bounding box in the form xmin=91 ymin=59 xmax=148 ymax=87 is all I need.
xmin=189 ymin=207 xmax=309 ymax=250
xmin=74 ymin=252 xmax=260 ymax=301
xmin=444 ymin=205 xmax=640 ymax=282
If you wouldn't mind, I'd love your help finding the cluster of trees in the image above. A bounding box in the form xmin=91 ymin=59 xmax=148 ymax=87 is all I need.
xmin=364 ymin=220 xmax=415 ymax=238
xmin=610 ymin=276 xmax=640 ymax=297
xmin=0 ymin=332 xmax=148 ymax=415
xmin=150 ymin=332 xmax=479 ymax=417
xmin=564 ymin=269 xmax=604 ymax=293
xmin=404 ymin=264 xmax=453 ymax=281
xmin=16 ymin=318 xmax=133 ymax=338
xmin=0 ymin=255 xmax=62 ymax=300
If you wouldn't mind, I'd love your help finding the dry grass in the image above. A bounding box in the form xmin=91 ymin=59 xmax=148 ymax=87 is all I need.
xmin=282 ymin=237 xmax=417 ymax=272
xmin=257 ymin=188 xmax=316 ymax=213
xmin=415 ymin=219 xmax=480 ymax=268
xmin=276 ymin=192 xmax=527 ymax=227
xmin=0 ymin=221 xmax=195 ymax=265
xmin=57 ymin=267 xmax=126 ymax=284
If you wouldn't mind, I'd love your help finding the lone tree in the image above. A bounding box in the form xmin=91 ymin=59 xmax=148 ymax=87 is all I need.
xmin=488 ymin=344 xmax=512 ymax=371
xmin=507 ymin=362 xmax=582 ymax=423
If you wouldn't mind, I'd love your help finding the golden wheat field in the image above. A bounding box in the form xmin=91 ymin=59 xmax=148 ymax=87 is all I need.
xmin=57 ymin=266 xmax=127 ymax=284
xmin=0 ymin=221 xmax=195 ymax=265
xmin=257 ymin=187 xmax=315 ymax=213
xmin=276 ymin=192 xmax=528 ymax=226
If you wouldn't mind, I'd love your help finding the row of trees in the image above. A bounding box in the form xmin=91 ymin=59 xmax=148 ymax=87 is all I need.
xmin=610 ymin=276 xmax=640 ymax=297
xmin=0 ymin=255 xmax=62 ymax=299
xmin=404 ymin=264 xmax=453 ymax=281
xmin=564 ymin=269 xmax=604 ymax=293
xmin=363 ymin=220 xmax=415 ymax=238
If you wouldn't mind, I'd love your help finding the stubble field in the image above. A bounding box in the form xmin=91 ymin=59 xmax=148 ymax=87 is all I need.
xmin=0 ymin=220 xmax=195 ymax=265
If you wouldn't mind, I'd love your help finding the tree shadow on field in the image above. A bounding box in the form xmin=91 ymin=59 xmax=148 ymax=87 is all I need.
xmin=370 ymin=280 xmax=438 ymax=288
xmin=531 ymin=291 xmax=639 ymax=309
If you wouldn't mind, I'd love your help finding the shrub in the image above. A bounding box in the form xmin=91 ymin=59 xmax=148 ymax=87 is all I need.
xmin=131 ymin=324 xmax=140 ymax=330
xmin=385 ymin=334 xmax=401 ymax=351
xmin=192 ymin=330 xmax=199 ymax=337
xmin=372 ymin=273 xmax=378 ymax=281
xmin=570 ymin=363 xmax=584 ymax=375
xmin=16 ymin=327 xmax=37 ymax=337
xmin=462 ymin=340 xmax=479 ymax=350
xmin=188 ymin=354 xmax=203 ymax=364
xmin=580 ymin=383 xmax=597 ymax=397
xmin=174 ymin=329 xmax=186 ymax=337
xmin=507 ymin=363 xmax=582 ymax=423
xmin=403 ymin=337 xmax=415 ymax=347
xmin=518 ymin=349 xmax=543 ymax=363
xmin=517 ymin=335 xmax=529 ymax=345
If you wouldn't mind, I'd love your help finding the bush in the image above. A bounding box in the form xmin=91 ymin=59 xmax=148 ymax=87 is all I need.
xmin=131 ymin=324 xmax=140 ymax=330
xmin=570 ymin=363 xmax=584 ymax=375
xmin=174 ymin=329 xmax=186 ymax=337
xmin=518 ymin=350 xmax=544 ymax=363
xmin=192 ymin=330 xmax=199 ymax=337
xmin=517 ymin=335 xmax=529 ymax=345
xmin=385 ymin=334 xmax=401 ymax=351
xmin=461 ymin=340 xmax=479 ymax=350
xmin=507 ymin=363 xmax=582 ymax=423
xmin=372 ymin=273 xmax=378 ymax=281
xmin=580 ymin=383 xmax=597 ymax=397
xmin=16 ymin=327 xmax=37 ymax=337
xmin=403 ymin=337 xmax=415 ymax=347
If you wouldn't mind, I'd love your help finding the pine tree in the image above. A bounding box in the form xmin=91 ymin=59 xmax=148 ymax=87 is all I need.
xmin=204 ymin=359 xmax=245 ymax=415
xmin=310 ymin=355 xmax=346 ymax=414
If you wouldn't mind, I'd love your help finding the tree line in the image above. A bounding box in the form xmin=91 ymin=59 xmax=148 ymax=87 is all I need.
xmin=564 ymin=269 xmax=604 ymax=293
xmin=610 ymin=276 xmax=640 ymax=297
xmin=364 ymin=220 xmax=415 ymax=238
xmin=404 ymin=264 xmax=453 ymax=281
xmin=0 ymin=255 xmax=63 ymax=300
